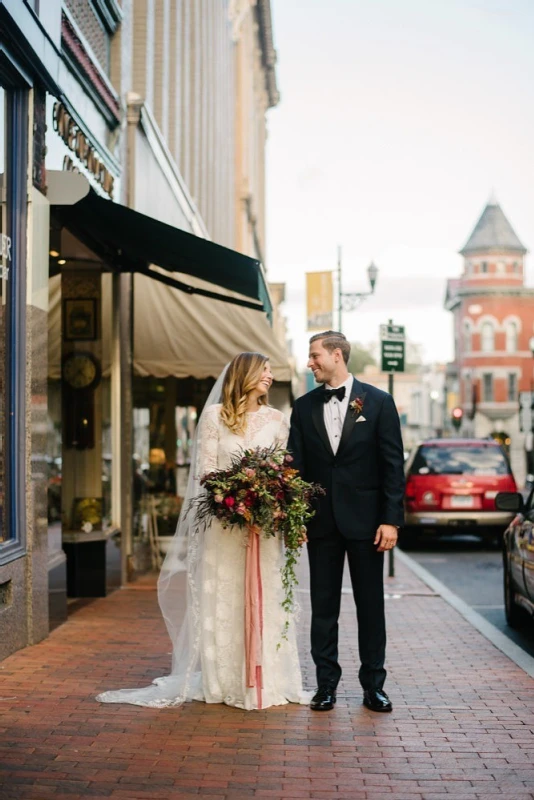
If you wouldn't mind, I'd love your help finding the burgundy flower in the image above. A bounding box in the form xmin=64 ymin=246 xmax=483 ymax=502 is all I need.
xmin=244 ymin=491 xmax=257 ymax=508
xmin=224 ymin=496 xmax=235 ymax=508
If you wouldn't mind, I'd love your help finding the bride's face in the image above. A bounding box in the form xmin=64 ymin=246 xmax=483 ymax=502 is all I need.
xmin=253 ymin=361 xmax=273 ymax=397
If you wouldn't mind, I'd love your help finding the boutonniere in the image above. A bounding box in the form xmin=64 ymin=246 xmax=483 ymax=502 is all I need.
xmin=349 ymin=395 xmax=365 ymax=419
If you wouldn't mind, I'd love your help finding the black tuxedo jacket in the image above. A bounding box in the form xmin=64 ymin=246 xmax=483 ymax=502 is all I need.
xmin=288 ymin=377 xmax=405 ymax=540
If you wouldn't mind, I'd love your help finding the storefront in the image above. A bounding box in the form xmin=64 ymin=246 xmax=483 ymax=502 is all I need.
xmin=0 ymin=0 xmax=290 ymax=660
xmin=45 ymin=171 xmax=290 ymax=625
xmin=0 ymin=0 xmax=63 ymax=659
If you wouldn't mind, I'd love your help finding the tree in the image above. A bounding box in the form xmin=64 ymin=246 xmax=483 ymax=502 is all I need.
xmin=348 ymin=342 xmax=376 ymax=375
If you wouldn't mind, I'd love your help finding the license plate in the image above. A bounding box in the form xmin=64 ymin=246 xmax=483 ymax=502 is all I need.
xmin=450 ymin=495 xmax=474 ymax=508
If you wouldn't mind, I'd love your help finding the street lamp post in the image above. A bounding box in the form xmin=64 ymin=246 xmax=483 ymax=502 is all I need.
xmin=337 ymin=246 xmax=378 ymax=333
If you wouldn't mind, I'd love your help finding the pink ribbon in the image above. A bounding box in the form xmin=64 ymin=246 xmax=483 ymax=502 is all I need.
xmin=245 ymin=524 xmax=263 ymax=709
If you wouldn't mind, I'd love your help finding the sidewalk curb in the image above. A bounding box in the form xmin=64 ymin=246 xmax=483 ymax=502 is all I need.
xmin=396 ymin=547 xmax=534 ymax=679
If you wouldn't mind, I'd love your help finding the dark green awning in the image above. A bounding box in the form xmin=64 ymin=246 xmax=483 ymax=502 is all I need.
xmin=53 ymin=190 xmax=272 ymax=316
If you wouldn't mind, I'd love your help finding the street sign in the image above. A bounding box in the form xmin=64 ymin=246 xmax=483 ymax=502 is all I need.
xmin=519 ymin=391 xmax=534 ymax=433
xmin=379 ymin=323 xmax=405 ymax=342
xmin=380 ymin=323 xmax=405 ymax=372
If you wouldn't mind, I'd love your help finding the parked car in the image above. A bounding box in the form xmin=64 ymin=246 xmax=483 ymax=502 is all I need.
xmin=496 ymin=489 xmax=534 ymax=626
xmin=403 ymin=438 xmax=517 ymax=545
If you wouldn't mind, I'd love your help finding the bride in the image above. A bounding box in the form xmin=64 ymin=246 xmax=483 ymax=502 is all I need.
xmin=97 ymin=352 xmax=310 ymax=710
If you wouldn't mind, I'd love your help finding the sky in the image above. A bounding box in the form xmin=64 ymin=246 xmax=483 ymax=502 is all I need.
xmin=266 ymin=0 xmax=534 ymax=369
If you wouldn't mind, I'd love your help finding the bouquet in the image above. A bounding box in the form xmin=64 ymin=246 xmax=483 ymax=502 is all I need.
xmin=192 ymin=444 xmax=324 ymax=640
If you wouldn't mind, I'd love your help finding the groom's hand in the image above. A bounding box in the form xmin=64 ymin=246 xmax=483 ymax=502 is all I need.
xmin=374 ymin=524 xmax=398 ymax=552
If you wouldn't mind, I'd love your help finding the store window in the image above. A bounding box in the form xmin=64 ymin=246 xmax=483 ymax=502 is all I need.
xmin=0 ymin=78 xmax=29 ymax=562
xmin=0 ymin=87 xmax=6 ymax=543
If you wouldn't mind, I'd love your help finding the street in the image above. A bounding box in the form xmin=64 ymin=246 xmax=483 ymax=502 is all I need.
xmin=405 ymin=533 xmax=534 ymax=658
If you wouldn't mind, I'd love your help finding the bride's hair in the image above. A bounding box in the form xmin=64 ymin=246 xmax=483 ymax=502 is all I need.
xmin=220 ymin=352 xmax=269 ymax=434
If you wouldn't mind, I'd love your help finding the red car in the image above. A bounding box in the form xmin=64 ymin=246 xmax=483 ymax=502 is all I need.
xmin=403 ymin=438 xmax=517 ymax=545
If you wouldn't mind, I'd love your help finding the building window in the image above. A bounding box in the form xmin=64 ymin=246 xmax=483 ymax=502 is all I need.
xmin=513 ymin=261 xmax=520 ymax=272
xmin=481 ymin=261 xmax=488 ymax=273
xmin=480 ymin=321 xmax=494 ymax=352
xmin=464 ymin=374 xmax=471 ymax=405
xmin=463 ymin=321 xmax=472 ymax=351
xmin=508 ymin=374 xmax=518 ymax=402
xmin=496 ymin=260 xmax=505 ymax=274
xmin=0 ymin=80 xmax=28 ymax=562
xmin=482 ymin=373 xmax=493 ymax=402
xmin=505 ymin=321 xmax=518 ymax=353
xmin=0 ymin=87 xmax=6 ymax=543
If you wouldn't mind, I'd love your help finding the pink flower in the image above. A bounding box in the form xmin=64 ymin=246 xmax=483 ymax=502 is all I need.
xmin=214 ymin=494 xmax=224 ymax=503
xmin=224 ymin=496 xmax=235 ymax=509
xmin=236 ymin=504 xmax=246 ymax=515
xmin=244 ymin=468 xmax=256 ymax=478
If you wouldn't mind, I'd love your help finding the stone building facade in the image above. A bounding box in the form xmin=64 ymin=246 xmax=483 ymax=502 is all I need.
xmin=0 ymin=0 xmax=285 ymax=661
xmin=445 ymin=199 xmax=534 ymax=484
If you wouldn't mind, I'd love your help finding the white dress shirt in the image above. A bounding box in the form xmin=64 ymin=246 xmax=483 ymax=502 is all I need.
xmin=323 ymin=375 xmax=354 ymax=455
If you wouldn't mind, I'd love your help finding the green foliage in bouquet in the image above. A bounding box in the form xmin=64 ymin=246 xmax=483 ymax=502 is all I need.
xmin=190 ymin=444 xmax=324 ymax=641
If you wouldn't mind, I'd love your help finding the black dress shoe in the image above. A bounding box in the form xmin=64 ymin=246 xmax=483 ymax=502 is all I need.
xmin=363 ymin=689 xmax=392 ymax=712
xmin=310 ymin=686 xmax=337 ymax=711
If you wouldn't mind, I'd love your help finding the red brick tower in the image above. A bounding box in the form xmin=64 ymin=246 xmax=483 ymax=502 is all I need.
xmin=445 ymin=198 xmax=534 ymax=484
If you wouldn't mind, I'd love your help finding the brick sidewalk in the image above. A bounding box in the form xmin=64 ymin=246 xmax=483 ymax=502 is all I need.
xmin=1 ymin=555 xmax=534 ymax=800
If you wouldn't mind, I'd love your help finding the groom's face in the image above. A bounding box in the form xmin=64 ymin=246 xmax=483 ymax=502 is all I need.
xmin=307 ymin=340 xmax=340 ymax=384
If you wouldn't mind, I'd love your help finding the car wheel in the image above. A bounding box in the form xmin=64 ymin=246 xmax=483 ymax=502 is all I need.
xmin=503 ymin=550 xmax=522 ymax=628
xmin=483 ymin=531 xmax=501 ymax=550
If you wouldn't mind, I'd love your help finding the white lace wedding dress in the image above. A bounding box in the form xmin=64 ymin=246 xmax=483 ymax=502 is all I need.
xmin=97 ymin=403 xmax=309 ymax=711
xmin=197 ymin=404 xmax=309 ymax=710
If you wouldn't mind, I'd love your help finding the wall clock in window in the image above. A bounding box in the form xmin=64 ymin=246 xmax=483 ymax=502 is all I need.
xmin=62 ymin=352 xmax=101 ymax=449
xmin=62 ymin=351 xmax=101 ymax=391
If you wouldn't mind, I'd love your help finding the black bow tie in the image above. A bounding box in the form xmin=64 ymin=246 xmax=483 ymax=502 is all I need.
xmin=323 ymin=386 xmax=346 ymax=403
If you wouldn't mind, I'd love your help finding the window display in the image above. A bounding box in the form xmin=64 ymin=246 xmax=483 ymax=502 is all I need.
xmin=0 ymin=88 xmax=7 ymax=543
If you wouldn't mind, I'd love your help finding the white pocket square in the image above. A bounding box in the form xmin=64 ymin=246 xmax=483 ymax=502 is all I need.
xmin=356 ymin=415 xmax=366 ymax=423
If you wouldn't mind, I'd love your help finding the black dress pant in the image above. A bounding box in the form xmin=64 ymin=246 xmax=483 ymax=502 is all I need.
xmin=307 ymin=530 xmax=386 ymax=691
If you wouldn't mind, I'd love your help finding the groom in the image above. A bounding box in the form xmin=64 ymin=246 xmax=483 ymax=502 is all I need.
xmin=288 ymin=331 xmax=405 ymax=712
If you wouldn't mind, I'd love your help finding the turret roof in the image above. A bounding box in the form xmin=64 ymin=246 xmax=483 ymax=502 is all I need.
xmin=460 ymin=201 xmax=526 ymax=255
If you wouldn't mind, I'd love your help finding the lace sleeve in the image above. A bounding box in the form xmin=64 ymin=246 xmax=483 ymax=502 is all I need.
xmin=197 ymin=406 xmax=220 ymax=477
xmin=275 ymin=413 xmax=290 ymax=449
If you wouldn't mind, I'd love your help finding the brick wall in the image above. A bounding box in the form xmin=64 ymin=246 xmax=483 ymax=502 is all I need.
xmin=64 ymin=0 xmax=110 ymax=73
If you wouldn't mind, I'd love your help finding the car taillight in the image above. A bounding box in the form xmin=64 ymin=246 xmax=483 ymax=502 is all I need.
xmin=405 ymin=478 xmax=416 ymax=502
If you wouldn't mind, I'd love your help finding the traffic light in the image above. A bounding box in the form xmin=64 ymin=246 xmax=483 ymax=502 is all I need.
xmin=451 ymin=407 xmax=463 ymax=430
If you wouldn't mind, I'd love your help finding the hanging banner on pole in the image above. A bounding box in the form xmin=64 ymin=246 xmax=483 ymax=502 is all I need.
xmin=306 ymin=271 xmax=333 ymax=331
